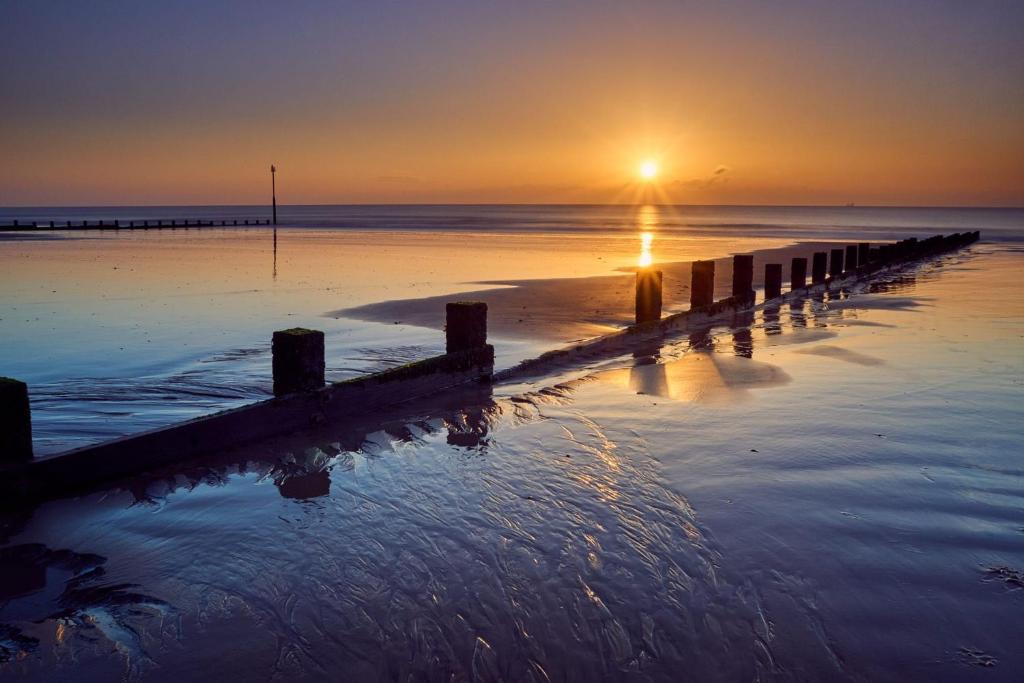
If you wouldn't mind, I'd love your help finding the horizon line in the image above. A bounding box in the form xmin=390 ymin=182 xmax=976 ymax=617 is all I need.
xmin=2 ymin=202 xmax=1022 ymax=211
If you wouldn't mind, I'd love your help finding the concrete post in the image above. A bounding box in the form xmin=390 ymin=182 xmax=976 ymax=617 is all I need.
xmin=446 ymin=301 xmax=488 ymax=352
xmin=0 ymin=377 xmax=32 ymax=461
xmin=858 ymin=242 xmax=870 ymax=264
xmin=764 ymin=263 xmax=783 ymax=300
xmin=635 ymin=269 xmax=663 ymax=324
xmin=845 ymin=245 xmax=858 ymax=271
xmin=272 ymin=329 xmax=325 ymax=397
xmin=812 ymin=252 xmax=828 ymax=284
xmin=691 ymin=260 xmax=715 ymax=308
xmin=732 ymin=255 xmax=754 ymax=303
xmin=791 ymin=257 xmax=808 ymax=290
xmin=829 ymin=249 xmax=844 ymax=278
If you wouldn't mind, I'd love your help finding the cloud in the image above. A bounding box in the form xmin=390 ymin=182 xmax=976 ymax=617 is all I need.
xmin=672 ymin=165 xmax=733 ymax=190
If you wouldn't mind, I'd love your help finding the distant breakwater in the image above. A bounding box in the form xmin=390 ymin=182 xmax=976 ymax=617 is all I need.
xmin=0 ymin=217 xmax=272 ymax=230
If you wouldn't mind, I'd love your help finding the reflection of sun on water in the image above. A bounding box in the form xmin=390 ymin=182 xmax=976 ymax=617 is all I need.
xmin=639 ymin=232 xmax=653 ymax=267
xmin=637 ymin=205 xmax=658 ymax=268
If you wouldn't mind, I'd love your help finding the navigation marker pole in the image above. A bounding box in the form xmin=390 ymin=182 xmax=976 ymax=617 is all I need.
xmin=271 ymin=164 xmax=278 ymax=226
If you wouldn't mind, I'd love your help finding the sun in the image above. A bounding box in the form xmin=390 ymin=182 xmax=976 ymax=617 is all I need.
xmin=639 ymin=160 xmax=658 ymax=181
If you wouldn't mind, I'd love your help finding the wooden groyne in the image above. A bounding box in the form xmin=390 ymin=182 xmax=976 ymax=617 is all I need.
xmin=0 ymin=218 xmax=272 ymax=231
xmin=0 ymin=303 xmax=492 ymax=503
xmin=495 ymin=230 xmax=981 ymax=381
xmin=0 ymin=230 xmax=980 ymax=502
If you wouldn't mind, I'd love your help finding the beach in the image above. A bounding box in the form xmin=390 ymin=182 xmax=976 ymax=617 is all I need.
xmin=0 ymin=208 xmax=1021 ymax=680
xmin=1 ymin=205 xmax=1020 ymax=454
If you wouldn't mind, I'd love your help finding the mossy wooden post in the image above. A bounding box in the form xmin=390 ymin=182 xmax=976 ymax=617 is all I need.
xmin=764 ymin=263 xmax=782 ymax=300
xmin=791 ymin=257 xmax=807 ymax=290
xmin=446 ymin=302 xmax=488 ymax=352
xmin=0 ymin=377 xmax=32 ymax=461
xmin=858 ymin=242 xmax=870 ymax=264
xmin=732 ymin=254 xmax=754 ymax=303
xmin=635 ymin=269 xmax=663 ymax=324
xmin=272 ymin=329 xmax=325 ymax=397
xmin=812 ymin=252 xmax=828 ymax=284
xmin=690 ymin=260 xmax=715 ymax=308
xmin=829 ymin=248 xmax=844 ymax=278
xmin=845 ymin=245 xmax=858 ymax=271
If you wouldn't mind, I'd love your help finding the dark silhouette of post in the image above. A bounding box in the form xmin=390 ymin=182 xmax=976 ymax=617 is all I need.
xmin=272 ymin=329 xmax=325 ymax=396
xmin=732 ymin=255 xmax=754 ymax=303
xmin=691 ymin=260 xmax=715 ymax=308
xmin=764 ymin=263 xmax=782 ymax=299
xmin=635 ymin=269 xmax=663 ymax=324
xmin=271 ymin=164 xmax=278 ymax=226
xmin=446 ymin=302 xmax=488 ymax=352
xmin=829 ymin=249 xmax=844 ymax=278
xmin=0 ymin=377 xmax=32 ymax=461
xmin=791 ymin=257 xmax=808 ymax=290
xmin=812 ymin=252 xmax=828 ymax=284
xmin=845 ymin=245 xmax=858 ymax=271
xmin=858 ymin=242 xmax=870 ymax=265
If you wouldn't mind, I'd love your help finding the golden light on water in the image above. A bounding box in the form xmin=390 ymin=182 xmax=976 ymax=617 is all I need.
xmin=639 ymin=232 xmax=653 ymax=267
xmin=637 ymin=204 xmax=658 ymax=267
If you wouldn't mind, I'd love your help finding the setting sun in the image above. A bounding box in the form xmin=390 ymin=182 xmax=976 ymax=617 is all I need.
xmin=639 ymin=160 xmax=658 ymax=181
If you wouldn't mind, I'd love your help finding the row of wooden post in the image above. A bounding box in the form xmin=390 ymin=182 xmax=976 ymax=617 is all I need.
xmin=0 ymin=302 xmax=489 ymax=463
xmin=635 ymin=231 xmax=981 ymax=325
xmin=3 ymin=218 xmax=272 ymax=229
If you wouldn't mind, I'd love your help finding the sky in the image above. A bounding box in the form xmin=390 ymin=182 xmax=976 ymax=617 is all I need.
xmin=1 ymin=0 xmax=1022 ymax=207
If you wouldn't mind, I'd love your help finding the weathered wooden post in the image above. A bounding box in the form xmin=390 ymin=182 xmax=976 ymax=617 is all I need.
xmin=858 ymin=242 xmax=870 ymax=264
xmin=764 ymin=263 xmax=783 ymax=300
xmin=691 ymin=260 xmax=715 ymax=308
xmin=272 ymin=329 xmax=325 ymax=397
xmin=829 ymin=249 xmax=844 ymax=278
xmin=845 ymin=245 xmax=858 ymax=271
xmin=635 ymin=269 xmax=663 ymax=324
xmin=732 ymin=255 xmax=754 ymax=303
xmin=791 ymin=257 xmax=808 ymax=290
xmin=812 ymin=252 xmax=828 ymax=284
xmin=0 ymin=377 xmax=32 ymax=461
xmin=446 ymin=301 xmax=488 ymax=352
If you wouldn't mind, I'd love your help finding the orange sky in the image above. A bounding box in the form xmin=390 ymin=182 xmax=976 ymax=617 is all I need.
xmin=1 ymin=2 xmax=1022 ymax=206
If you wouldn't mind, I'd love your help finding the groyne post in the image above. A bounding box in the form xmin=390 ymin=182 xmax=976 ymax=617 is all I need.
xmin=0 ymin=377 xmax=32 ymax=461
xmin=764 ymin=263 xmax=783 ymax=300
xmin=635 ymin=269 xmax=663 ymax=324
xmin=272 ymin=329 xmax=326 ymax=397
xmin=812 ymin=252 xmax=828 ymax=284
xmin=858 ymin=242 xmax=870 ymax=265
xmin=829 ymin=248 xmax=844 ymax=279
xmin=791 ymin=257 xmax=808 ymax=290
xmin=845 ymin=245 xmax=858 ymax=271
xmin=691 ymin=260 xmax=715 ymax=308
xmin=446 ymin=301 xmax=488 ymax=352
xmin=732 ymin=255 xmax=755 ymax=303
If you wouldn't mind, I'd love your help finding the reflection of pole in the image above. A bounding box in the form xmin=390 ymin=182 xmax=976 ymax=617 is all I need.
xmin=273 ymin=228 xmax=277 ymax=280
xmin=271 ymin=164 xmax=277 ymax=225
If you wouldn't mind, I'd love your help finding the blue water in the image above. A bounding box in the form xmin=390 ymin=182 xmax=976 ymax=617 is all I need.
xmin=4 ymin=204 xmax=1023 ymax=242
xmin=0 ymin=245 xmax=1020 ymax=680
xmin=1 ymin=205 xmax=1021 ymax=455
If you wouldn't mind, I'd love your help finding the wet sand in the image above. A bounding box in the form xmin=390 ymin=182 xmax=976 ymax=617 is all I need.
xmin=1 ymin=242 xmax=1020 ymax=680
xmin=332 ymin=241 xmax=844 ymax=343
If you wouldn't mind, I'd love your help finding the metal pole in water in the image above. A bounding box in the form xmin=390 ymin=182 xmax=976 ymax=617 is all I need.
xmin=271 ymin=164 xmax=278 ymax=226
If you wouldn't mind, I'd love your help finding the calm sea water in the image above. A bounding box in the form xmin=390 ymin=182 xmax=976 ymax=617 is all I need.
xmin=0 ymin=243 xmax=1020 ymax=680
xmin=3 ymin=203 xmax=1024 ymax=241
xmin=1 ymin=205 xmax=1021 ymax=454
